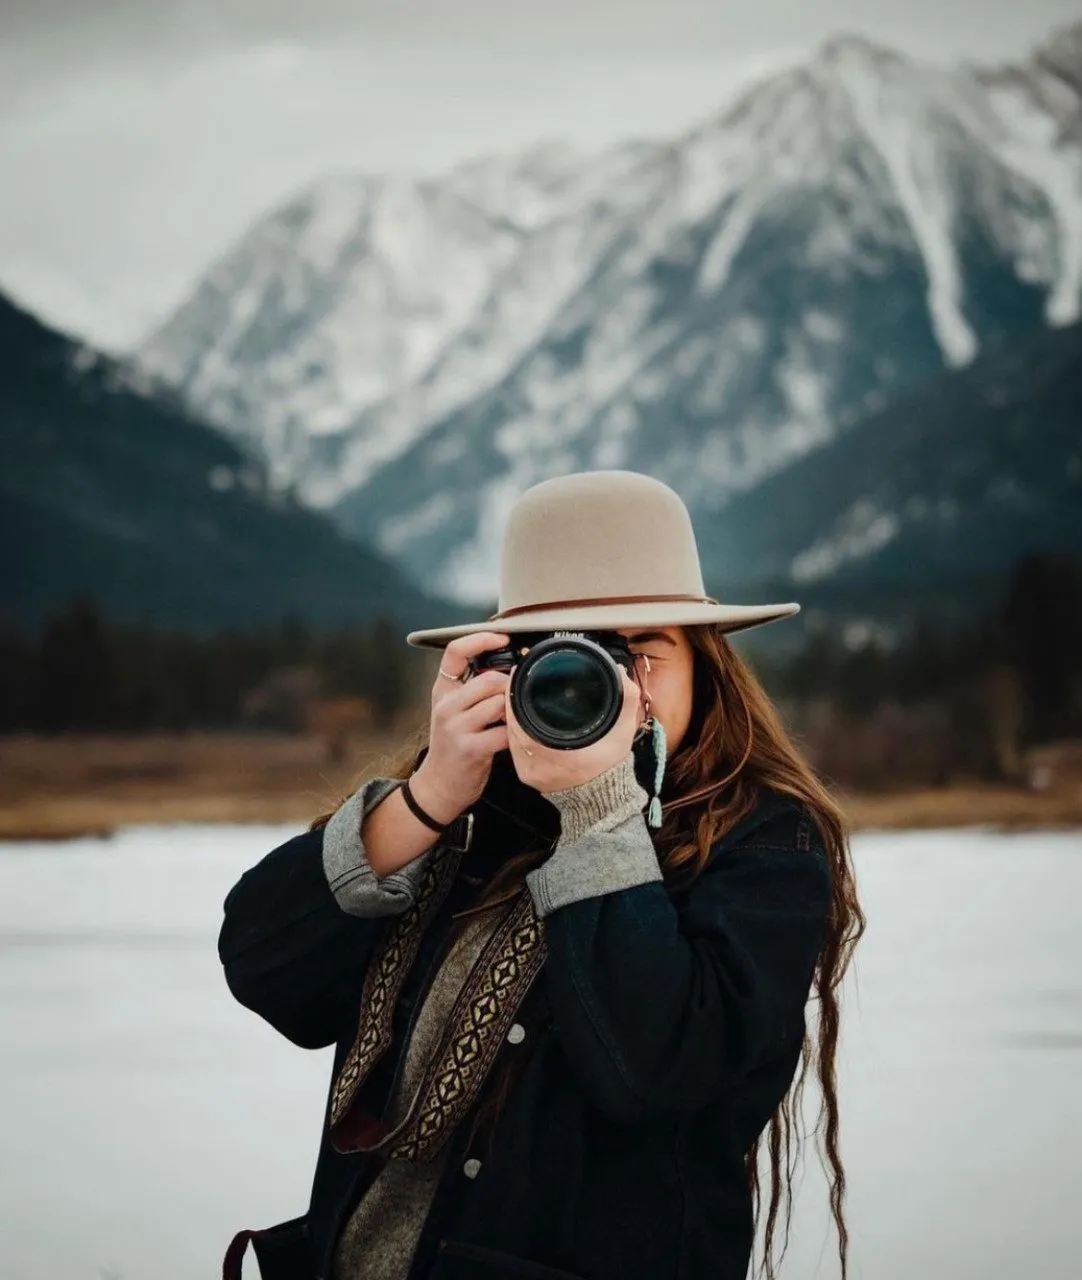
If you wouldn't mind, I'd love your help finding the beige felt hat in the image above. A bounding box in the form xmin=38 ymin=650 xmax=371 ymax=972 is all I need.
xmin=406 ymin=470 xmax=799 ymax=649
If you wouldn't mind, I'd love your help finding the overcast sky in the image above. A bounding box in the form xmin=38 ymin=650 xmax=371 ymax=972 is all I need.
xmin=2 ymin=0 xmax=1079 ymax=350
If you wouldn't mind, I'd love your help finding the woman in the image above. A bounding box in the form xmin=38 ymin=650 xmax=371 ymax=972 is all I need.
xmin=219 ymin=470 xmax=865 ymax=1280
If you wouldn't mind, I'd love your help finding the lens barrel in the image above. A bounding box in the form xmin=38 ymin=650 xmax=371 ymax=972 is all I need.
xmin=510 ymin=633 xmax=629 ymax=750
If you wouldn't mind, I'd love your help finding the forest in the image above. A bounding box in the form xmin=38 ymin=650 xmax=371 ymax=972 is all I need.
xmin=2 ymin=553 xmax=1079 ymax=792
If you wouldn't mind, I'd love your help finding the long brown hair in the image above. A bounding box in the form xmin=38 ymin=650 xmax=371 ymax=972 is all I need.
xmin=313 ymin=624 xmax=865 ymax=1279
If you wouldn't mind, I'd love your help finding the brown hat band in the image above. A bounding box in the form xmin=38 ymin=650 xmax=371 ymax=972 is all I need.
xmin=488 ymin=592 xmax=720 ymax=622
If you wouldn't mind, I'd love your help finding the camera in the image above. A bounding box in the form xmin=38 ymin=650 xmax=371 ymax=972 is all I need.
xmin=466 ymin=630 xmax=637 ymax=750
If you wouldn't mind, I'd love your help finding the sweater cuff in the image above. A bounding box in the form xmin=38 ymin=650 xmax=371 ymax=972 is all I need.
xmin=543 ymin=753 xmax=650 ymax=843
xmin=526 ymin=755 xmax=661 ymax=919
xmin=322 ymin=778 xmax=434 ymax=919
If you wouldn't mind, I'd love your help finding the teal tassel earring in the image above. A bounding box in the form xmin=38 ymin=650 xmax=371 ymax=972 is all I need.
xmin=645 ymin=714 xmax=667 ymax=829
xmin=633 ymin=654 xmax=667 ymax=830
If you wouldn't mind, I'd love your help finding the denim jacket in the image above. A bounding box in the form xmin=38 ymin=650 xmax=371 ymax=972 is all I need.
xmin=218 ymin=756 xmax=832 ymax=1280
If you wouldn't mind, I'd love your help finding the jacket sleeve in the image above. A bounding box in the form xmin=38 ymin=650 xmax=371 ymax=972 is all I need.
xmin=218 ymin=776 xmax=430 ymax=1050
xmin=528 ymin=761 xmax=832 ymax=1123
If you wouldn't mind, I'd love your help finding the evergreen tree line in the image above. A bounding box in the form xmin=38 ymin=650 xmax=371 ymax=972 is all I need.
xmin=767 ymin=554 xmax=1081 ymax=735
xmin=761 ymin=553 xmax=1082 ymax=784
xmin=2 ymin=554 xmax=1079 ymax=781
xmin=0 ymin=605 xmax=430 ymax=733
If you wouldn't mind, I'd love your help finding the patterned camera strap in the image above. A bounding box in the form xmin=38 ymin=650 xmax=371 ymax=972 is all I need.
xmin=328 ymin=843 xmax=548 ymax=1162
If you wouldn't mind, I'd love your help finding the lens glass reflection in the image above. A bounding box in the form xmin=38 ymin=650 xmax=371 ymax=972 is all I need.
xmin=521 ymin=649 xmax=610 ymax=738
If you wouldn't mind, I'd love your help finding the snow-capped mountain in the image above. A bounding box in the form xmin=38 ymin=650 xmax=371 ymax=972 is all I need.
xmin=693 ymin=318 xmax=1082 ymax=624
xmin=142 ymin=136 xmax=664 ymax=497
xmin=141 ymin=173 xmax=524 ymax=486
xmin=141 ymin=24 xmax=1082 ymax=605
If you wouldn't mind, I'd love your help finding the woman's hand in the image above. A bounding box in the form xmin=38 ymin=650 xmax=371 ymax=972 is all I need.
xmin=408 ymin=632 xmax=512 ymax=825
xmin=505 ymin=664 xmax=646 ymax=794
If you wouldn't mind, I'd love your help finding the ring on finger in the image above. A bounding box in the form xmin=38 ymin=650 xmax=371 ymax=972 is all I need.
xmin=438 ymin=666 xmax=465 ymax=682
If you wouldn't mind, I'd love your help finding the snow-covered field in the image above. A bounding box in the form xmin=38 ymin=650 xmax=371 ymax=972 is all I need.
xmin=1 ymin=824 xmax=1080 ymax=1279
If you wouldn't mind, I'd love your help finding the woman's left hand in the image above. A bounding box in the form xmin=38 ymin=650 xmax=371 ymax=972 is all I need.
xmin=505 ymin=665 xmax=646 ymax=794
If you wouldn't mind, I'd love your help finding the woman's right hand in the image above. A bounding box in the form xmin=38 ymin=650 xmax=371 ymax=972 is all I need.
xmin=407 ymin=632 xmax=513 ymax=825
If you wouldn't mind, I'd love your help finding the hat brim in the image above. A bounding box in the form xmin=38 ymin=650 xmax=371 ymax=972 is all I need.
xmin=406 ymin=600 xmax=800 ymax=649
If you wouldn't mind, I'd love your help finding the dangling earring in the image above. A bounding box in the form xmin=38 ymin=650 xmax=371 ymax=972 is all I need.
xmin=645 ymin=713 xmax=667 ymax=829
xmin=634 ymin=653 xmax=667 ymax=830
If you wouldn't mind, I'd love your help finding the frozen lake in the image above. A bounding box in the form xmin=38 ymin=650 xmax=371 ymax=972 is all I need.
xmin=1 ymin=823 xmax=1080 ymax=1279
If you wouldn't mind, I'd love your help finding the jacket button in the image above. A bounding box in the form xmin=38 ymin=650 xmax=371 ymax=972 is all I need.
xmin=507 ymin=1023 xmax=525 ymax=1045
xmin=463 ymin=1157 xmax=482 ymax=1179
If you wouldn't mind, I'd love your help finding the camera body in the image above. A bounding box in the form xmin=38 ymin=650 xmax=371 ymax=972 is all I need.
xmin=467 ymin=630 xmax=637 ymax=750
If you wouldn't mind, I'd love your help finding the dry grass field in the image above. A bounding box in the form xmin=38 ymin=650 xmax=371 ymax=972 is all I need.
xmin=0 ymin=728 xmax=420 ymax=840
xmin=1 ymin=730 xmax=1080 ymax=841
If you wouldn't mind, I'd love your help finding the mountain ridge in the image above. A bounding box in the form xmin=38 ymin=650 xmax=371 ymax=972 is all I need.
xmin=138 ymin=23 xmax=1082 ymax=611
xmin=694 ymin=319 xmax=1082 ymax=625
xmin=0 ymin=291 xmax=462 ymax=633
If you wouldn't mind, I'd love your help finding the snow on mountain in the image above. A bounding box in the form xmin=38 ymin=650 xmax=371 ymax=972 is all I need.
xmin=976 ymin=26 xmax=1082 ymax=326
xmin=690 ymin=318 xmax=1082 ymax=628
xmin=444 ymin=138 xmax=665 ymax=229
xmin=299 ymin=140 xmax=669 ymax=504
xmin=142 ymin=173 xmax=527 ymax=487
xmin=140 ymin=25 xmax=1082 ymax=604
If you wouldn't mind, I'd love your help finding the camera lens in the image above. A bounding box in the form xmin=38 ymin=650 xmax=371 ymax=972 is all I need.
xmin=522 ymin=650 xmax=610 ymax=736
xmin=513 ymin=635 xmax=624 ymax=749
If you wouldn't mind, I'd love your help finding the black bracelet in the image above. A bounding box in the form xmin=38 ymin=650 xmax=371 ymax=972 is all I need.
xmin=399 ymin=775 xmax=447 ymax=833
